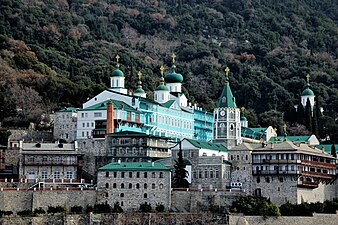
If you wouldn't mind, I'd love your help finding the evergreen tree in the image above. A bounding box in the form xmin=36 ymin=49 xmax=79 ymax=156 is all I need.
xmin=296 ymin=98 xmax=305 ymax=125
xmin=331 ymin=143 xmax=337 ymax=158
xmin=172 ymin=142 xmax=190 ymax=188
xmin=312 ymin=103 xmax=319 ymax=137
xmin=304 ymin=99 xmax=312 ymax=133
xmin=284 ymin=99 xmax=297 ymax=124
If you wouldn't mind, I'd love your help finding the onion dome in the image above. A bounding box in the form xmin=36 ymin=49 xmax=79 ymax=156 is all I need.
xmin=240 ymin=116 xmax=248 ymax=121
xmin=301 ymin=74 xmax=314 ymax=96
xmin=156 ymin=77 xmax=169 ymax=91
xmin=111 ymin=68 xmax=124 ymax=77
xmin=111 ymin=55 xmax=124 ymax=77
xmin=164 ymin=65 xmax=183 ymax=83
xmin=135 ymin=71 xmax=145 ymax=93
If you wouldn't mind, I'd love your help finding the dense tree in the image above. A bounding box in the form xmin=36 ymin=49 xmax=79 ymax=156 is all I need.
xmin=172 ymin=143 xmax=190 ymax=188
xmin=331 ymin=143 xmax=337 ymax=158
xmin=304 ymin=99 xmax=312 ymax=133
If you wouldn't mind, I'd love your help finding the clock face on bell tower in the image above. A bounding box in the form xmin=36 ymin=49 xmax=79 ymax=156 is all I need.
xmin=219 ymin=110 xmax=225 ymax=117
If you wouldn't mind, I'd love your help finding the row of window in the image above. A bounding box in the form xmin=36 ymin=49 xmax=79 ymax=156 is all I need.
xmin=105 ymin=193 xmax=149 ymax=199
xmin=26 ymin=156 xmax=76 ymax=163
xmin=230 ymin=154 xmax=249 ymax=161
xmin=105 ymin=182 xmax=164 ymax=190
xmin=27 ymin=171 xmax=73 ymax=179
xmin=105 ymin=171 xmax=164 ymax=178
xmin=193 ymin=170 xmax=220 ymax=179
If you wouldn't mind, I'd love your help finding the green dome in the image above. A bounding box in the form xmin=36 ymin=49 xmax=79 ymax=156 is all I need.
xmin=134 ymin=88 xmax=145 ymax=94
xmin=301 ymin=87 xmax=314 ymax=96
xmin=155 ymin=85 xmax=169 ymax=91
xmin=240 ymin=116 xmax=248 ymax=121
xmin=111 ymin=69 xmax=124 ymax=77
xmin=164 ymin=70 xmax=183 ymax=83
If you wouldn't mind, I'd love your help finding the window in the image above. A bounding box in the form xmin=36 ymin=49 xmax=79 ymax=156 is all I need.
xmin=120 ymin=193 xmax=124 ymax=198
xmin=152 ymin=183 xmax=155 ymax=189
xmin=265 ymin=177 xmax=270 ymax=183
xmin=121 ymin=183 xmax=125 ymax=189
xmin=136 ymin=183 xmax=140 ymax=189
xmin=210 ymin=170 xmax=214 ymax=178
xmin=199 ymin=171 xmax=202 ymax=178
xmin=137 ymin=172 xmax=140 ymax=178
xmin=144 ymin=183 xmax=148 ymax=189
xmin=41 ymin=171 xmax=48 ymax=179
xmin=94 ymin=112 xmax=102 ymax=117
xmin=66 ymin=171 xmax=73 ymax=179
xmin=113 ymin=172 xmax=117 ymax=178
xmin=129 ymin=172 xmax=132 ymax=178
xmin=42 ymin=156 xmax=48 ymax=162
xmin=159 ymin=184 xmax=163 ymax=189
xmin=257 ymin=177 xmax=261 ymax=183
xmin=53 ymin=171 xmax=61 ymax=179
xmin=105 ymin=193 xmax=108 ymax=197
xmin=105 ymin=183 xmax=109 ymax=188
xmin=82 ymin=123 xmax=85 ymax=127
xmin=152 ymin=172 xmax=155 ymax=178
xmin=144 ymin=172 xmax=147 ymax=178
xmin=113 ymin=183 xmax=117 ymax=188
xmin=215 ymin=170 xmax=219 ymax=178
xmin=54 ymin=156 xmax=61 ymax=162
xmin=144 ymin=193 xmax=148 ymax=198
xmin=159 ymin=172 xmax=163 ymax=178
xmin=204 ymin=170 xmax=208 ymax=178
xmin=106 ymin=172 xmax=109 ymax=177
xmin=279 ymin=177 xmax=283 ymax=182
xmin=129 ymin=183 xmax=132 ymax=189
xmin=121 ymin=172 xmax=125 ymax=178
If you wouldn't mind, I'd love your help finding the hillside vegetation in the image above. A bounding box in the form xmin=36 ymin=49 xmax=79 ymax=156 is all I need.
xmin=0 ymin=0 xmax=337 ymax=140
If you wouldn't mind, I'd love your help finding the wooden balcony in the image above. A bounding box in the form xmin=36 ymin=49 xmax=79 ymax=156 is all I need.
xmin=300 ymin=160 xmax=336 ymax=170
xmin=23 ymin=160 xmax=79 ymax=166
xmin=300 ymin=170 xmax=335 ymax=179
xmin=297 ymin=180 xmax=319 ymax=189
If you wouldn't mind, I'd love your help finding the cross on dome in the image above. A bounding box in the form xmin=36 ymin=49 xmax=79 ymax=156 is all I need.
xmin=171 ymin=53 xmax=176 ymax=63
xmin=225 ymin=67 xmax=230 ymax=77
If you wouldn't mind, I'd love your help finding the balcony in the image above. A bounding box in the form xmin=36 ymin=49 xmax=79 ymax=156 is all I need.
xmin=300 ymin=160 xmax=336 ymax=170
xmin=300 ymin=170 xmax=335 ymax=179
xmin=252 ymin=170 xmax=298 ymax=175
xmin=252 ymin=159 xmax=299 ymax=164
xmin=297 ymin=180 xmax=319 ymax=189
xmin=23 ymin=160 xmax=79 ymax=166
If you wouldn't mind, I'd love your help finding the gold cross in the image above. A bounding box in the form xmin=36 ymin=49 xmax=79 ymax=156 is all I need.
xmin=115 ymin=55 xmax=120 ymax=63
xmin=172 ymin=53 xmax=176 ymax=63
xmin=137 ymin=71 xmax=142 ymax=80
xmin=306 ymin=74 xmax=310 ymax=83
xmin=283 ymin=124 xmax=287 ymax=132
xmin=225 ymin=67 xmax=230 ymax=77
xmin=160 ymin=65 xmax=164 ymax=75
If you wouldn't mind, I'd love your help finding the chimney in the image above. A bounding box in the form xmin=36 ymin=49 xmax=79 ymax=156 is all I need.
xmin=118 ymin=159 xmax=121 ymax=164
xmin=106 ymin=100 xmax=115 ymax=134
xmin=152 ymin=162 xmax=154 ymax=167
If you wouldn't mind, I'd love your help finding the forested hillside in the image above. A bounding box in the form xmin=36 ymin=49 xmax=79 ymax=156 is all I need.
xmin=0 ymin=0 xmax=337 ymax=140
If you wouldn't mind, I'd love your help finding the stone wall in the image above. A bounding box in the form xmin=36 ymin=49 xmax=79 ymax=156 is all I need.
xmin=171 ymin=190 xmax=243 ymax=212
xmin=297 ymin=182 xmax=337 ymax=204
xmin=229 ymin=213 xmax=338 ymax=225
xmin=0 ymin=190 xmax=96 ymax=212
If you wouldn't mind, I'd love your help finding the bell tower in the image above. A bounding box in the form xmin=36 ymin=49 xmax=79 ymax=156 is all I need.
xmin=213 ymin=67 xmax=242 ymax=149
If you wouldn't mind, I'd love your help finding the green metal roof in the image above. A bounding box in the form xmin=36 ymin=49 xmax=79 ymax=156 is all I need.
xmin=161 ymin=100 xmax=176 ymax=108
xmin=155 ymin=85 xmax=169 ymax=91
xmin=98 ymin=161 xmax=170 ymax=171
xmin=186 ymin=139 xmax=228 ymax=152
xmin=164 ymin=68 xmax=183 ymax=83
xmin=82 ymin=99 xmax=136 ymax=112
xmin=217 ymin=79 xmax=237 ymax=108
xmin=301 ymin=87 xmax=314 ymax=96
xmin=134 ymin=88 xmax=145 ymax=94
xmin=316 ymin=144 xmax=338 ymax=154
xmin=240 ymin=116 xmax=248 ymax=121
xmin=268 ymin=136 xmax=311 ymax=143
xmin=241 ymin=127 xmax=266 ymax=139
xmin=57 ymin=107 xmax=79 ymax=112
xmin=111 ymin=69 xmax=124 ymax=77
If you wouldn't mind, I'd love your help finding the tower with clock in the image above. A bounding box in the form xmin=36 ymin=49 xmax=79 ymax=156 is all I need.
xmin=213 ymin=67 xmax=242 ymax=149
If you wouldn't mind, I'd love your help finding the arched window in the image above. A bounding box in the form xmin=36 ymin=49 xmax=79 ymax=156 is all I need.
xmin=121 ymin=183 xmax=124 ymax=189
xmin=144 ymin=193 xmax=148 ymax=198
xmin=152 ymin=183 xmax=155 ymax=189
xmin=136 ymin=183 xmax=140 ymax=189
xmin=113 ymin=183 xmax=117 ymax=188
xmin=105 ymin=183 xmax=109 ymax=188
xmin=152 ymin=172 xmax=156 ymax=178
xmin=129 ymin=183 xmax=132 ymax=189
xmin=144 ymin=183 xmax=148 ymax=189
xmin=159 ymin=184 xmax=163 ymax=189
xmin=120 ymin=193 xmax=124 ymax=197
xmin=159 ymin=172 xmax=163 ymax=178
